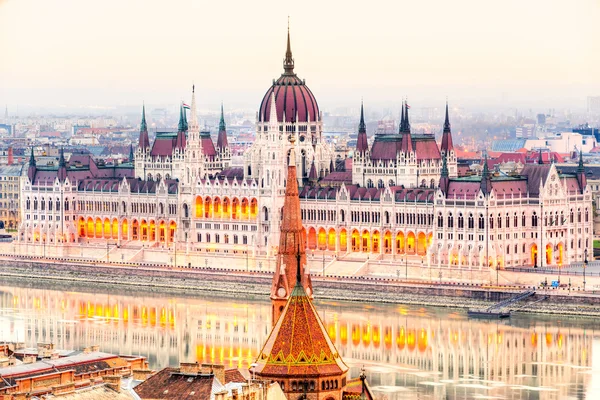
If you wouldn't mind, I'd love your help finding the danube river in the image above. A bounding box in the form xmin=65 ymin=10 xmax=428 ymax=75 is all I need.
xmin=0 ymin=280 xmax=598 ymax=399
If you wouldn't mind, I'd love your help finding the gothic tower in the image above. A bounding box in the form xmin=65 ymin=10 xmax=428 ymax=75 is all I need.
xmin=270 ymin=136 xmax=313 ymax=325
xmin=185 ymin=85 xmax=205 ymax=184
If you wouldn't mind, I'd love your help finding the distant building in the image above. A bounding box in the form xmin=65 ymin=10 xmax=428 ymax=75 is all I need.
xmin=515 ymin=123 xmax=537 ymax=138
xmin=587 ymin=96 xmax=600 ymax=113
xmin=0 ymin=165 xmax=22 ymax=230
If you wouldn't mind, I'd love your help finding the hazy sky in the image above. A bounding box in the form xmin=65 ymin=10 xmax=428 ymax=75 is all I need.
xmin=1 ymin=0 xmax=599 ymax=112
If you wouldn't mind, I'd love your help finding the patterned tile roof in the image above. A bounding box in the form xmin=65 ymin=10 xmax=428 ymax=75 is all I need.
xmin=133 ymin=367 xmax=219 ymax=399
xmin=255 ymin=283 xmax=348 ymax=377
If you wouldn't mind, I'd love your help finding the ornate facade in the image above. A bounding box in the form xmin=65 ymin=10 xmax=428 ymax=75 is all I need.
xmin=17 ymin=28 xmax=593 ymax=270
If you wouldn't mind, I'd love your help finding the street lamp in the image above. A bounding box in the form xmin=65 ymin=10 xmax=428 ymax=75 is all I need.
xmin=584 ymin=249 xmax=588 ymax=291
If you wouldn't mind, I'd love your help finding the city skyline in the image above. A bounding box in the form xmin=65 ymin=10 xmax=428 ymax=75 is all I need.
xmin=1 ymin=0 xmax=599 ymax=112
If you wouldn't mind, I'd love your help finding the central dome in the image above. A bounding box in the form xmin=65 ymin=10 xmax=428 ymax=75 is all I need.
xmin=258 ymin=29 xmax=319 ymax=123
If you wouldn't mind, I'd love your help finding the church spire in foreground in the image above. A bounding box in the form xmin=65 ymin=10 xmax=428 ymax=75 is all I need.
xmin=269 ymin=135 xmax=312 ymax=325
xmin=216 ymin=103 xmax=229 ymax=151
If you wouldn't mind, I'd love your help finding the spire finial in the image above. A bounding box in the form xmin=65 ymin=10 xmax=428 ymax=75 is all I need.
xmin=219 ymin=102 xmax=226 ymax=132
xmin=538 ymin=148 xmax=543 ymax=165
xmin=192 ymin=83 xmax=195 ymax=93
xmin=399 ymin=101 xmax=405 ymax=133
xmin=359 ymin=99 xmax=366 ymax=133
xmin=578 ymin=147 xmax=584 ymax=172
xmin=404 ymin=100 xmax=410 ymax=132
xmin=141 ymin=103 xmax=147 ymax=132
xmin=444 ymin=101 xmax=450 ymax=132
xmin=284 ymin=18 xmax=294 ymax=74
xmin=29 ymin=147 xmax=36 ymax=167
xmin=58 ymin=147 xmax=65 ymax=167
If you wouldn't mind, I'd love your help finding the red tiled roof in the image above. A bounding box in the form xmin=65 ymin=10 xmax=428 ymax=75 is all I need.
xmin=133 ymin=368 xmax=214 ymax=399
xmin=150 ymin=137 xmax=176 ymax=157
xmin=224 ymin=368 xmax=246 ymax=384
xmin=342 ymin=377 xmax=375 ymax=400
xmin=255 ymin=284 xmax=348 ymax=377
xmin=201 ymin=134 xmax=216 ymax=158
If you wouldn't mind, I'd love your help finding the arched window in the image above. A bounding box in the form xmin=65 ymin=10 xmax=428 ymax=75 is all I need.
xmin=366 ymin=179 xmax=374 ymax=188
xmin=48 ymin=200 xmax=53 ymax=211
xmin=41 ymin=198 xmax=45 ymax=211
xmin=514 ymin=213 xmax=518 ymax=227
xmin=26 ymin=198 xmax=30 ymax=210
xmin=585 ymin=208 xmax=589 ymax=222
xmin=506 ymin=213 xmax=510 ymax=228
xmin=468 ymin=213 xmax=474 ymax=229
xmin=489 ymin=215 xmax=494 ymax=229
xmin=377 ymin=179 xmax=384 ymax=188
xmin=578 ymin=208 xmax=581 ymax=223
xmin=570 ymin=209 xmax=574 ymax=223
xmin=497 ymin=213 xmax=502 ymax=229
xmin=340 ymin=209 xmax=345 ymax=222
xmin=478 ymin=214 xmax=485 ymax=230
xmin=522 ymin=212 xmax=526 ymax=227
xmin=438 ymin=213 xmax=443 ymax=228
xmin=458 ymin=213 xmax=464 ymax=229
xmin=447 ymin=213 xmax=454 ymax=228
xmin=532 ymin=212 xmax=538 ymax=227
xmin=64 ymin=200 xmax=69 ymax=211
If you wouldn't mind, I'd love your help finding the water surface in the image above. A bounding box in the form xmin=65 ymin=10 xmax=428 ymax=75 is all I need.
xmin=0 ymin=281 xmax=598 ymax=399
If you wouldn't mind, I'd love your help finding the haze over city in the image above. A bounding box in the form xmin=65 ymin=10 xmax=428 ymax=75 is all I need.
xmin=1 ymin=0 xmax=599 ymax=113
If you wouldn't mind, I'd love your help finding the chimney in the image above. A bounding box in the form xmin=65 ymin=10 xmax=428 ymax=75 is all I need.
xmin=212 ymin=364 xmax=225 ymax=385
xmin=132 ymin=369 xmax=154 ymax=381
xmin=22 ymin=355 xmax=36 ymax=364
xmin=180 ymin=362 xmax=200 ymax=375
xmin=103 ymin=375 xmax=121 ymax=393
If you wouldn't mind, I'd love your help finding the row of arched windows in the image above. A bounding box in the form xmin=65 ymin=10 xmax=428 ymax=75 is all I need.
xmin=26 ymin=197 xmax=72 ymax=212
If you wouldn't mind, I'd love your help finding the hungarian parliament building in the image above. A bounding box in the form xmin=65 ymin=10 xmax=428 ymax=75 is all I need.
xmin=18 ymin=31 xmax=593 ymax=270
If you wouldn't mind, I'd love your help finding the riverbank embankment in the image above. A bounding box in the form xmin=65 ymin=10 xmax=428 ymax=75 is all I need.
xmin=1 ymin=259 xmax=600 ymax=317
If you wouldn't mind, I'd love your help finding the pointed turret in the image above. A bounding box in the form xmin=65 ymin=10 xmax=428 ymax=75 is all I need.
xmin=183 ymin=103 xmax=188 ymax=131
xmin=399 ymin=103 xmax=405 ymax=133
xmin=439 ymin=152 xmax=450 ymax=194
xmin=57 ymin=147 xmax=67 ymax=182
xmin=577 ymin=148 xmax=587 ymax=193
xmin=308 ymin=158 xmax=318 ymax=184
xmin=216 ymin=103 xmax=229 ymax=151
xmin=480 ymin=154 xmax=492 ymax=196
xmin=400 ymin=102 xmax=413 ymax=153
xmin=329 ymin=158 xmax=335 ymax=173
xmin=138 ymin=105 xmax=150 ymax=150
xmin=189 ymin=85 xmax=199 ymax=134
xmin=270 ymin=135 xmax=313 ymax=325
xmin=356 ymin=101 xmax=368 ymax=153
xmin=283 ymin=20 xmax=295 ymax=75
xmin=268 ymin=92 xmax=279 ymax=130
xmin=128 ymin=144 xmax=134 ymax=162
xmin=441 ymin=102 xmax=454 ymax=155
xmin=175 ymin=105 xmax=187 ymax=150
xmin=538 ymin=148 xmax=544 ymax=165
xmin=27 ymin=147 xmax=36 ymax=182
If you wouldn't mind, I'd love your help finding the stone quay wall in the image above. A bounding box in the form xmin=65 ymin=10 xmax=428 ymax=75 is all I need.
xmin=1 ymin=259 xmax=600 ymax=317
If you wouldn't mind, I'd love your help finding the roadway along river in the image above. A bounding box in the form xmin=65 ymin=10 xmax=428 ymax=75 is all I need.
xmin=0 ymin=279 xmax=598 ymax=399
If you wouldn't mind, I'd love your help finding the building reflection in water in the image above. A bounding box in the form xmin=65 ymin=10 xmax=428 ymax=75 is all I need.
xmin=0 ymin=285 xmax=596 ymax=399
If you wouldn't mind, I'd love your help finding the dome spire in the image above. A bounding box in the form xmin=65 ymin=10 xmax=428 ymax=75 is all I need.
xmin=283 ymin=17 xmax=295 ymax=74
xmin=356 ymin=100 xmax=368 ymax=153
xmin=358 ymin=99 xmax=366 ymax=134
